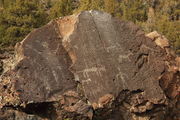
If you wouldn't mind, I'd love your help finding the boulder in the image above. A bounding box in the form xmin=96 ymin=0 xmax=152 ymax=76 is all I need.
xmin=0 ymin=11 xmax=179 ymax=120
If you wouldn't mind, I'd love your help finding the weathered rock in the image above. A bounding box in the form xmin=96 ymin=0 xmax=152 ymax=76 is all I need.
xmin=0 ymin=11 xmax=179 ymax=120
xmin=155 ymin=37 xmax=170 ymax=48
xmin=146 ymin=31 xmax=160 ymax=40
xmin=0 ymin=20 xmax=77 ymax=105
xmin=146 ymin=31 xmax=170 ymax=48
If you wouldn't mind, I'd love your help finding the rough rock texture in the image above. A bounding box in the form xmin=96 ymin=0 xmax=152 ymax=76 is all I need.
xmin=146 ymin=31 xmax=170 ymax=49
xmin=0 ymin=109 xmax=47 ymax=120
xmin=0 ymin=11 xmax=179 ymax=120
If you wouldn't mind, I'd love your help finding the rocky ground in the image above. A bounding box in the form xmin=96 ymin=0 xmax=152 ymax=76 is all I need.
xmin=0 ymin=11 xmax=179 ymax=120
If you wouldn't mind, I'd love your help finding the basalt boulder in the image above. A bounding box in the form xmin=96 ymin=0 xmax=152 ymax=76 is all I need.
xmin=0 ymin=11 xmax=179 ymax=120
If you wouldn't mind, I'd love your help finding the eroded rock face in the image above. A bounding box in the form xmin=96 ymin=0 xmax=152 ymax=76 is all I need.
xmin=1 ymin=20 xmax=77 ymax=104
xmin=0 ymin=11 xmax=179 ymax=120
xmin=68 ymin=11 xmax=166 ymax=106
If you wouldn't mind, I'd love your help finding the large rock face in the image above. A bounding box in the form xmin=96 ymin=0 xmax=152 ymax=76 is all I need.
xmin=0 ymin=11 xmax=179 ymax=120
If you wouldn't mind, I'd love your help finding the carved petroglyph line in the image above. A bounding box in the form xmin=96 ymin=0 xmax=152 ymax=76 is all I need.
xmin=42 ymin=42 xmax=49 ymax=48
xmin=74 ymin=74 xmax=80 ymax=82
xmin=83 ymin=58 xmax=90 ymax=78
xmin=52 ymin=70 xmax=58 ymax=83
xmin=106 ymin=45 xmax=116 ymax=52
xmin=82 ymin=78 xmax=92 ymax=83
xmin=77 ymin=66 xmax=106 ymax=78
xmin=116 ymin=68 xmax=128 ymax=89
xmin=105 ymin=42 xmax=124 ymax=53
xmin=54 ymin=44 xmax=61 ymax=54
xmin=73 ymin=45 xmax=79 ymax=50
xmin=116 ymin=73 xmax=127 ymax=89
xmin=118 ymin=53 xmax=133 ymax=63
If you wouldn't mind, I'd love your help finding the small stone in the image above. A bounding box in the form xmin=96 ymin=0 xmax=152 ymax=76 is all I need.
xmin=146 ymin=31 xmax=160 ymax=40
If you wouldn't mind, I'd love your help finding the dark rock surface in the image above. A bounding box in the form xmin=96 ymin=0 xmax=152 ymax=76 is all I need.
xmin=0 ymin=109 xmax=47 ymax=120
xmin=14 ymin=20 xmax=76 ymax=103
xmin=0 ymin=11 xmax=179 ymax=120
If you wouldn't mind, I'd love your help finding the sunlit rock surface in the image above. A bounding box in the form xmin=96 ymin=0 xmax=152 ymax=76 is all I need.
xmin=0 ymin=11 xmax=179 ymax=120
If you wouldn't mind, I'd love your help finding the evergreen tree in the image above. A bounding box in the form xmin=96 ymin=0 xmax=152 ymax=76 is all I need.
xmin=0 ymin=0 xmax=14 ymax=8
xmin=49 ymin=0 xmax=74 ymax=19
xmin=120 ymin=0 xmax=148 ymax=22
xmin=104 ymin=0 xmax=120 ymax=16
xmin=77 ymin=0 xmax=103 ymax=11
xmin=0 ymin=0 xmax=48 ymax=47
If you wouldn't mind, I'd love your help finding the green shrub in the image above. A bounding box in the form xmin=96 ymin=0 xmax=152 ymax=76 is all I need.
xmin=49 ymin=0 xmax=74 ymax=19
